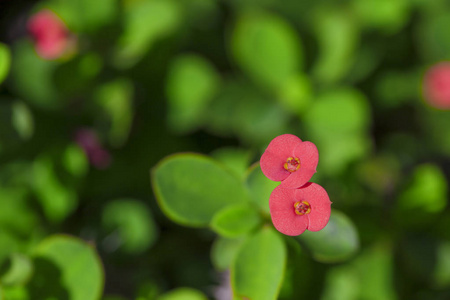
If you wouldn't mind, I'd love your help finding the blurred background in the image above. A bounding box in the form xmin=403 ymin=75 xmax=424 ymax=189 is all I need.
xmin=0 ymin=0 xmax=450 ymax=299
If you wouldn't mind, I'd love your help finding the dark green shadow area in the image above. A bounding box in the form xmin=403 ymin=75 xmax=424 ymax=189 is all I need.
xmin=27 ymin=257 xmax=69 ymax=300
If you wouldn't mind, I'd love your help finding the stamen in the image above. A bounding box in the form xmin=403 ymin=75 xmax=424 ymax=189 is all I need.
xmin=284 ymin=157 xmax=301 ymax=172
xmin=294 ymin=201 xmax=311 ymax=215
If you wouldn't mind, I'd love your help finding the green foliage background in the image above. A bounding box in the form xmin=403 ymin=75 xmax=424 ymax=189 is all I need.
xmin=0 ymin=0 xmax=450 ymax=299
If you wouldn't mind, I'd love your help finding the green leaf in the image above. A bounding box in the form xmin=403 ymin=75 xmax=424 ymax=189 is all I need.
xmin=298 ymin=210 xmax=359 ymax=263
xmin=356 ymin=155 xmax=401 ymax=193
xmin=0 ymin=231 xmax=22 ymax=267
xmin=397 ymin=164 xmax=447 ymax=213
xmin=135 ymin=280 xmax=160 ymax=300
xmin=94 ymin=79 xmax=134 ymax=147
xmin=73 ymin=0 xmax=117 ymax=31
xmin=313 ymin=9 xmax=359 ymax=84
xmin=321 ymin=265 xmax=359 ymax=300
xmin=424 ymin=110 xmax=450 ymax=156
xmin=1 ymin=285 xmax=29 ymax=299
xmin=210 ymin=147 xmax=252 ymax=179
xmin=152 ymin=154 xmax=249 ymax=226
xmin=211 ymin=236 xmax=246 ymax=271
xmin=211 ymin=204 xmax=261 ymax=238
xmin=244 ymin=163 xmax=279 ymax=215
xmin=157 ymin=287 xmax=208 ymax=300
xmin=276 ymin=73 xmax=312 ymax=115
xmin=102 ymin=199 xmax=158 ymax=253
xmin=305 ymin=88 xmax=371 ymax=137
xmin=32 ymin=156 xmax=77 ymax=223
xmin=78 ymin=53 xmax=103 ymax=79
xmin=28 ymin=235 xmax=104 ymax=300
xmin=11 ymin=102 xmax=34 ymax=140
xmin=43 ymin=0 xmax=117 ymax=32
xmin=54 ymin=54 xmax=103 ymax=96
xmin=417 ymin=13 xmax=450 ymax=61
xmin=231 ymin=227 xmax=286 ymax=300
xmin=114 ymin=0 xmax=181 ymax=68
xmin=353 ymin=242 xmax=397 ymax=300
xmin=304 ymin=88 xmax=372 ymax=174
xmin=0 ymin=254 xmax=33 ymax=287
xmin=63 ymin=144 xmax=89 ymax=177
xmin=231 ymin=12 xmax=302 ymax=90
xmin=318 ymin=134 xmax=371 ymax=175
xmin=434 ymin=240 xmax=450 ymax=288
xmin=0 ymin=43 xmax=11 ymax=84
xmin=0 ymin=102 xmax=31 ymax=149
xmin=0 ymin=188 xmax=38 ymax=266
xmin=375 ymin=70 xmax=421 ymax=108
xmin=346 ymin=45 xmax=382 ymax=83
xmin=205 ymin=80 xmax=289 ymax=146
xmin=103 ymin=296 xmax=127 ymax=300
xmin=353 ymin=0 xmax=410 ymax=33
xmin=233 ymin=97 xmax=289 ymax=147
xmin=322 ymin=241 xmax=397 ymax=300
xmin=0 ymin=188 xmax=38 ymax=236
xmin=10 ymin=41 xmax=58 ymax=110
xmin=167 ymin=54 xmax=220 ymax=133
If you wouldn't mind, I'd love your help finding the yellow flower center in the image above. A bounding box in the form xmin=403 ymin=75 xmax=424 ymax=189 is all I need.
xmin=284 ymin=157 xmax=301 ymax=172
xmin=294 ymin=201 xmax=311 ymax=215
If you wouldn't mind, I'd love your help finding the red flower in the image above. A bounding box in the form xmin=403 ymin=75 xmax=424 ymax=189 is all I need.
xmin=423 ymin=62 xmax=450 ymax=110
xmin=27 ymin=10 xmax=74 ymax=60
xmin=75 ymin=129 xmax=111 ymax=169
xmin=260 ymin=134 xmax=319 ymax=189
xmin=269 ymin=183 xmax=331 ymax=236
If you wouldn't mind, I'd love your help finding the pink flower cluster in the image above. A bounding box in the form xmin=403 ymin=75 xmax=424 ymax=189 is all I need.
xmin=27 ymin=9 xmax=74 ymax=60
xmin=75 ymin=129 xmax=111 ymax=169
xmin=260 ymin=134 xmax=331 ymax=236
xmin=423 ymin=62 xmax=450 ymax=110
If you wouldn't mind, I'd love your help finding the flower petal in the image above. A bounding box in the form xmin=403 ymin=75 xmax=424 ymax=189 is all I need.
xmin=278 ymin=141 xmax=318 ymax=188
xmin=260 ymin=134 xmax=302 ymax=181
xmin=295 ymin=183 xmax=331 ymax=232
xmin=269 ymin=185 xmax=308 ymax=236
xmin=423 ymin=62 xmax=450 ymax=110
xmin=294 ymin=141 xmax=319 ymax=173
xmin=260 ymin=151 xmax=290 ymax=182
xmin=278 ymin=167 xmax=314 ymax=189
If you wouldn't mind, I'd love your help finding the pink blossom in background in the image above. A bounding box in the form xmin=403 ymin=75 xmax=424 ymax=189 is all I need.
xmin=260 ymin=134 xmax=319 ymax=189
xmin=423 ymin=62 xmax=450 ymax=110
xmin=27 ymin=9 xmax=74 ymax=60
xmin=213 ymin=271 xmax=232 ymax=300
xmin=75 ymin=129 xmax=111 ymax=169
xmin=269 ymin=183 xmax=331 ymax=236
